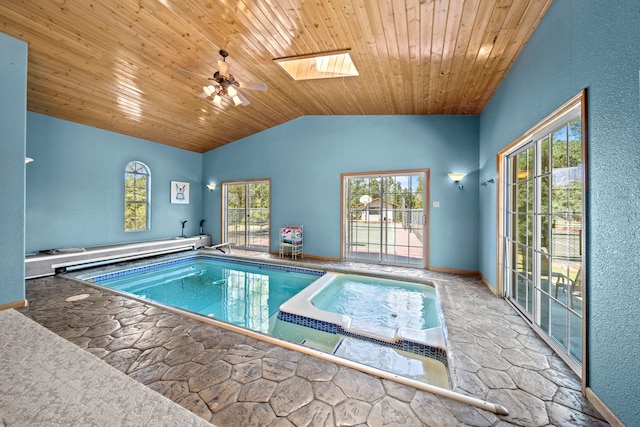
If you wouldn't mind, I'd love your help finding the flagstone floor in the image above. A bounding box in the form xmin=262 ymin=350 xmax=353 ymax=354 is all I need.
xmin=19 ymin=249 xmax=609 ymax=426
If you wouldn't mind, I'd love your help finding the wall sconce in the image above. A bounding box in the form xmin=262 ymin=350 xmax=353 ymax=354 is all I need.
xmin=448 ymin=173 xmax=466 ymax=190
xmin=25 ymin=157 xmax=34 ymax=164
xmin=206 ymin=184 xmax=216 ymax=191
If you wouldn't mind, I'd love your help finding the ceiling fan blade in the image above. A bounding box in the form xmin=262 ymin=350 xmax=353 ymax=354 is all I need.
xmin=176 ymin=68 xmax=211 ymax=80
xmin=237 ymin=91 xmax=250 ymax=106
xmin=218 ymin=60 xmax=230 ymax=78
xmin=238 ymin=81 xmax=267 ymax=92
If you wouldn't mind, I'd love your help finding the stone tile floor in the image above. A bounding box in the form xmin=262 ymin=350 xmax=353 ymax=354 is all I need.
xmin=19 ymin=249 xmax=610 ymax=426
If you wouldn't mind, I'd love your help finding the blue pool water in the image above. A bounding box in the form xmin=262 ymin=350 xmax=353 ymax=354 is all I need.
xmin=82 ymin=256 xmax=322 ymax=333
xmin=310 ymin=274 xmax=440 ymax=331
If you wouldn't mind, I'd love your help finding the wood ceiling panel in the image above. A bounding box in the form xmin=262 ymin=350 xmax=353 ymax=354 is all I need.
xmin=0 ymin=0 xmax=552 ymax=152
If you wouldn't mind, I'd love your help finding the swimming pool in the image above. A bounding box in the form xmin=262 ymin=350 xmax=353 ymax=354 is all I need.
xmin=77 ymin=255 xmax=322 ymax=333
xmin=73 ymin=253 xmax=449 ymax=387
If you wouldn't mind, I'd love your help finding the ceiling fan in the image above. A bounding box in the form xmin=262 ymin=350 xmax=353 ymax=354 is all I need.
xmin=177 ymin=49 xmax=267 ymax=107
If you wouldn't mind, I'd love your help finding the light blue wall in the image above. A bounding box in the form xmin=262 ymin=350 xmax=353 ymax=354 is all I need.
xmin=478 ymin=0 xmax=640 ymax=424
xmin=25 ymin=113 xmax=204 ymax=253
xmin=204 ymin=115 xmax=479 ymax=270
xmin=0 ymin=33 xmax=28 ymax=305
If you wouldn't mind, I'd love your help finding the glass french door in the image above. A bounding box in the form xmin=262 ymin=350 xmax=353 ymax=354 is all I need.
xmin=343 ymin=170 xmax=427 ymax=267
xmin=503 ymin=104 xmax=584 ymax=368
xmin=223 ymin=180 xmax=270 ymax=250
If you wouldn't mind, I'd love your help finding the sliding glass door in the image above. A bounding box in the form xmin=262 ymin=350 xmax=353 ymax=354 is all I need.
xmin=343 ymin=170 xmax=428 ymax=267
xmin=223 ymin=180 xmax=270 ymax=250
xmin=503 ymin=99 xmax=584 ymax=369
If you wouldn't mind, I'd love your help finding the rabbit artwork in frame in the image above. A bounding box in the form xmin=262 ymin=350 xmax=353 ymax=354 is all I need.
xmin=171 ymin=181 xmax=190 ymax=204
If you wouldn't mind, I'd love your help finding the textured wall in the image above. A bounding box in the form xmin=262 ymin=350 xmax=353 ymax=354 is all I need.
xmin=478 ymin=0 xmax=640 ymax=424
xmin=203 ymin=115 xmax=480 ymax=270
xmin=0 ymin=33 xmax=27 ymax=305
xmin=25 ymin=113 xmax=204 ymax=253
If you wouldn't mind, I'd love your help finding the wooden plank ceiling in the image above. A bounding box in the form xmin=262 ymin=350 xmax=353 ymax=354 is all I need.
xmin=1 ymin=0 xmax=552 ymax=153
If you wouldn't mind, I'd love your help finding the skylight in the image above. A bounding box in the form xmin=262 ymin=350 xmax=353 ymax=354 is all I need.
xmin=274 ymin=50 xmax=359 ymax=81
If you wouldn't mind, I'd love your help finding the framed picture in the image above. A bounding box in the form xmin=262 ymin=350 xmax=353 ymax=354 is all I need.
xmin=171 ymin=181 xmax=190 ymax=204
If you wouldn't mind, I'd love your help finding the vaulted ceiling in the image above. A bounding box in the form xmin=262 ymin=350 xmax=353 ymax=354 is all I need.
xmin=1 ymin=0 xmax=552 ymax=153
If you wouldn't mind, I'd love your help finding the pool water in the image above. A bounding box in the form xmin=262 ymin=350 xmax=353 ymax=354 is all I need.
xmin=310 ymin=274 xmax=441 ymax=331
xmin=85 ymin=257 xmax=320 ymax=333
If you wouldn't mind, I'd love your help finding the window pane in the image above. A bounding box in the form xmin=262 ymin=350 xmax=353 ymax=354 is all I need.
xmin=550 ymin=299 xmax=568 ymax=350
xmin=567 ymin=118 xmax=582 ymax=168
xmin=517 ymin=214 xmax=527 ymax=244
xmin=551 ymin=257 xmax=570 ymax=305
xmin=508 ymin=156 xmax=516 ymax=182
xmin=511 ymin=269 xmax=518 ymax=297
xmin=540 ymin=251 xmax=551 ymax=293
xmin=526 ymin=180 xmax=533 ymax=213
xmin=568 ymin=184 xmax=582 ymax=215
xmin=124 ymin=215 xmax=134 ymax=230
xmin=135 ymin=203 xmax=147 ymax=217
xmin=517 ymin=274 xmax=527 ymax=307
xmin=135 ymin=175 xmax=147 ymax=189
xmin=552 ymin=127 xmax=568 ymax=169
xmin=135 ymin=188 xmax=147 ymax=202
xmin=540 ymin=215 xmax=551 ymax=251
xmin=539 ymin=176 xmax=550 ymax=213
xmin=511 ymin=240 xmax=519 ymax=270
xmin=551 ymin=181 xmax=568 ymax=213
xmin=569 ymin=310 xmax=582 ymax=364
xmin=516 ymin=243 xmax=526 ymax=274
xmin=124 ymin=161 xmax=150 ymax=232
xmin=538 ymin=136 xmax=550 ymax=175
xmin=538 ymin=289 xmax=550 ymax=333
xmin=514 ymin=184 xmax=523 ymax=213
xmin=517 ymin=151 xmax=528 ymax=181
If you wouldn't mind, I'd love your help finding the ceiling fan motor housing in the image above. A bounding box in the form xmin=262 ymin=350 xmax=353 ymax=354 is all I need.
xmin=212 ymin=71 xmax=237 ymax=93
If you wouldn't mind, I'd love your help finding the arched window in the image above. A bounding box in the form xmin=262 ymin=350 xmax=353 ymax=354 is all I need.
xmin=124 ymin=161 xmax=150 ymax=231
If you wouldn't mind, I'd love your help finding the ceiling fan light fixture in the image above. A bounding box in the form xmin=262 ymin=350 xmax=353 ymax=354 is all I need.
xmin=180 ymin=50 xmax=266 ymax=108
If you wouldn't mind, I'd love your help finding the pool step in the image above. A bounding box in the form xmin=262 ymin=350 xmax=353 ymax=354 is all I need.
xmin=333 ymin=337 xmax=451 ymax=389
xmin=278 ymin=310 xmax=447 ymax=363
xmin=300 ymin=337 xmax=343 ymax=354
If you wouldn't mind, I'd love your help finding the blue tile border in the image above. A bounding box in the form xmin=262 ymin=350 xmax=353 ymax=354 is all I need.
xmin=278 ymin=311 xmax=339 ymax=334
xmin=196 ymin=255 xmax=324 ymax=276
xmin=277 ymin=311 xmax=448 ymax=367
xmin=86 ymin=254 xmax=324 ymax=284
xmin=87 ymin=256 xmax=192 ymax=283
